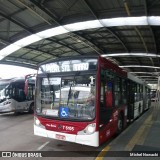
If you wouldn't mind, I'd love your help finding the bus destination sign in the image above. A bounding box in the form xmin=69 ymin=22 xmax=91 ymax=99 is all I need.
xmin=40 ymin=59 xmax=97 ymax=73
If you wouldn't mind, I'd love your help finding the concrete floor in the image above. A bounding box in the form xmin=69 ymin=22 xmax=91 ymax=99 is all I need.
xmin=0 ymin=102 xmax=159 ymax=160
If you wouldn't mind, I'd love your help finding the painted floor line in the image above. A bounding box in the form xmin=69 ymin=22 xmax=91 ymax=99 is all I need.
xmin=109 ymin=110 xmax=151 ymax=146
xmin=95 ymin=110 xmax=152 ymax=160
xmin=125 ymin=113 xmax=153 ymax=151
xmin=37 ymin=141 xmax=50 ymax=151
xmin=95 ymin=145 xmax=110 ymax=160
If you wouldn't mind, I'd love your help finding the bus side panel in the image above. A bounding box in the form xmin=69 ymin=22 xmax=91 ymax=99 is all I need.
xmin=99 ymin=106 xmax=127 ymax=145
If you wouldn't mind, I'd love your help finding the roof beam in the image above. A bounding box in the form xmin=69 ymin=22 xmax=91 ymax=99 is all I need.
xmin=82 ymin=0 xmax=129 ymax=53
xmin=0 ymin=7 xmax=27 ymax=23
xmin=0 ymin=10 xmax=84 ymax=56
xmin=16 ymin=0 xmax=52 ymax=25
xmin=0 ymin=12 xmax=31 ymax=34
xmin=59 ymin=0 xmax=78 ymax=21
xmin=30 ymin=0 xmax=104 ymax=55
xmin=0 ymin=58 xmax=37 ymax=69
xmin=144 ymin=0 xmax=157 ymax=53
xmin=23 ymin=46 xmax=60 ymax=58
xmin=0 ymin=60 xmax=37 ymax=69
xmin=144 ymin=0 xmax=158 ymax=72
xmin=124 ymin=4 xmax=148 ymax=52
xmin=123 ymin=0 xmax=156 ymax=74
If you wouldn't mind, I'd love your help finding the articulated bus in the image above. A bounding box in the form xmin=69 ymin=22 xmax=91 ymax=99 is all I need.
xmin=0 ymin=77 xmax=35 ymax=114
xmin=127 ymin=73 xmax=151 ymax=121
xmin=34 ymin=56 xmax=151 ymax=147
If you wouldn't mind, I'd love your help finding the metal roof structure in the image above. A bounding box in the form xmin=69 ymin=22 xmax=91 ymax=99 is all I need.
xmin=0 ymin=0 xmax=160 ymax=84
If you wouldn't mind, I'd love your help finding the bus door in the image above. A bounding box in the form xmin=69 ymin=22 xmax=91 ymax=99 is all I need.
xmin=127 ymin=81 xmax=135 ymax=121
xmin=14 ymin=83 xmax=28 ymax=111
xmin=99 ymin=69 xmax=115 ymax=144
xmin=99 ymin=74 xmax=114 ymax=124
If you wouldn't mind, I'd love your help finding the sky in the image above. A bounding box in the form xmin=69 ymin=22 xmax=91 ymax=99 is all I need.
xmin=0 ymin=64 xmax=37 ymax=79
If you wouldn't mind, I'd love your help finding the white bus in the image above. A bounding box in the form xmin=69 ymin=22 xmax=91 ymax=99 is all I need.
xmin=0 ymin=77 xmax=35 ymax=114
xmin=127 ymin=73 xmax=151 ymax=121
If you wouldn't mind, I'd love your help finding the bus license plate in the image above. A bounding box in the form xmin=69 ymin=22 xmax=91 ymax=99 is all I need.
xmin=55 ymin=134 xmax=66 ymax=141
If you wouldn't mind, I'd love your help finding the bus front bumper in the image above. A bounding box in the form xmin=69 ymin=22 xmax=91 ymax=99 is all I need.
xmin=34 ymin=125 xmax=99 ymax=147
xmin=0 ymin=105 xmax=13 ymax=113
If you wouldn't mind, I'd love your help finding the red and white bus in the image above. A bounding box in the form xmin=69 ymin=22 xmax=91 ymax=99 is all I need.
xmin=34 ymin=56 xmax=151 ymax=147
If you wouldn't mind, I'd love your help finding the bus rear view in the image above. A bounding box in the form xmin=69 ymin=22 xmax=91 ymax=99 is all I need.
xmin=34 ymin=56 xmax=128 ymax=147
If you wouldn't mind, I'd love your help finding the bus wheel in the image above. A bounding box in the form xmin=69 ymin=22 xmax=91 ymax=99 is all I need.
xmin=28 ymin=103 xmax=34 ymax=113
xmin=14 ymin=111 xmax=19 ymax=116
xmin=117 ymin=114 xmax=123 ymax=134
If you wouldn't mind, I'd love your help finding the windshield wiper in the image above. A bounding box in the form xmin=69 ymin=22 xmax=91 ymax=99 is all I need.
xmin=67 ymin=83 xmax=72 ymax=105
xmin=66 ymin=72 xmax=80 ymax=106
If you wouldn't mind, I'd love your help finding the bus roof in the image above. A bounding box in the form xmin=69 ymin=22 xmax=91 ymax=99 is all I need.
xmin=127 ymin=73 xmax=144 ymax=84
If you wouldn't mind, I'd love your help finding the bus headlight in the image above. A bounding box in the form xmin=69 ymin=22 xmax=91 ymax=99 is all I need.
xmin=87 ymin=125 xmax=95 ymax=133
xmin=35 ymin=118 xmax=40 ymax=125
xmin=3 ymin=101 xmax=11 ymax=105
xmin=86 ymin=123 xmax=96 ymax=134
xmin=78 ymin=123 xmax=96 ymax=135
xmin=34 ymin=117 xmax=45 ymax=129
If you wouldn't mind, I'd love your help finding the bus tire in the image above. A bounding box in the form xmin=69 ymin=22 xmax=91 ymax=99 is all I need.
xmin=28 ymin=103 xmax=34 ymax=113
xmin=116 ymin=114 xmax=123 ymax=134
xmin=14 ymin=111 xmax=19 ymax=116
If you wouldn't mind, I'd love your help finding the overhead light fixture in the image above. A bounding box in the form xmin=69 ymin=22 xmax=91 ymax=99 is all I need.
xmin=64 ymin=20 xmax=103 ymax=32
xmin=130 ymin=72 xmax=160 ymax=75
xmin=148 ymin=16 xmax=160 ymax=25
xmin=14 ymin=34 xmax=43 ymax=47
xmin=0 ymin=44 xmax=21 ymax=59
xmin=37 ymin=26 xmax=69 ymax=38
xmin=101 ymin=16 xmax=148 ymax=27
xmin=0 ymin=55 xmax=4 ymax=59
xmin=137 ymin=76 xmax=158 ymax=78
xmin=102 ymin=53 xmax=160 ymax=58
xmin=120 ymin=65 xmax=160 ymax=69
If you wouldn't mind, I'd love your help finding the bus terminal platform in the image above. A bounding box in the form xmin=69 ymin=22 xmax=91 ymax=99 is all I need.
xmin=98 ymin=102 xmax=160 ymax=160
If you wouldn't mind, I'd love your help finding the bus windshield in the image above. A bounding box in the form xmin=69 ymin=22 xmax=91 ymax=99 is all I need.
xmin=0 ymin=83 xmax=9 ymax=91
xmin=35 ymin=74 xmax=96 ymax=120
xmin=0 ymin=83 xmax=10 ymax=101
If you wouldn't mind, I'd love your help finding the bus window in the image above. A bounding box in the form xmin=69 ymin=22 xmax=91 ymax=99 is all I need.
xmin=19 ymin=89 xmax=26 ymax=101
xmin=5 ymin=85 xmax=13 ymax=98
xmin=122 ymin=79 xmax=127 ymax=105
xmin=14 ymin=83 xmax=26 ymax=101
xmin=105 ymin=82 xmax=113 ymax=108
xmin=114 ymin=77 xmax=121 ymax=107
xmin=100 ymin=82 xmax=105 ymax=107
xmin=26 ymin=84 xmax=35 ymax=100
xmin=100 ymin=69 xmax=114 ymax=108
